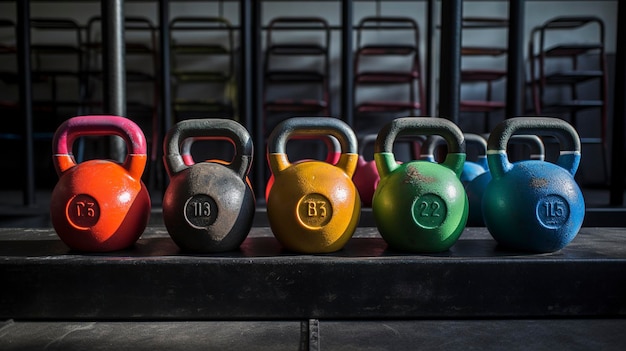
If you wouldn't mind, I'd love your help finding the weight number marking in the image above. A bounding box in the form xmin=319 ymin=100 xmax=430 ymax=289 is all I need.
xmin=68 ymin=194 xmax=100 ymax=228
xmin=419 ymin=200 xmax=442 ymax=218
xmin=75 ymin=201 xmax=96 ymax=218
xmin=298 ymin=194 xmax=333 ymax=228
xmin=306 ymin=200 xmax=327 ymax=218
xmin=191 ymin=200 xmax=212 ymax=217
xmin=185 ymin=194 xmax=218 ymax=228
xmin=537 ymin=195 xmax=569 ymax=229
xmin=543 ymin=200 xmax=565 ymax=218
xmin=412 ymin=194 xmax=447 ymax=229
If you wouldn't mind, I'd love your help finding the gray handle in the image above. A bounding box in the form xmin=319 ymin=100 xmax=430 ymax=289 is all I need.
xmin=268 ymin=117 xmax=357 ymax=155
xmin=376 ymin=117 xmax=465 ymax=154
xmin=164 ymin=118 xmax=253 ymax=179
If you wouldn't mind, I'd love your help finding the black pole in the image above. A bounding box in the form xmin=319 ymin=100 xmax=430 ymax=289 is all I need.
xmin=242 ymin=0 xmax=264 ymax=202
xmin=157 ymin=0 xmax=172 ymax=194
xmin=17 ymin=0 xmax=35 ymax=207
xmin=239 ymin=0 xmax=253 ymax=132
xmin=158 ymin=0 xmax=172 ymax=134
xmin=101 ymin=0 xmax=126 ymax=161
xmin=425 ymin=0 xmax=435 ymax=116
xmin=506 ymin=0 xmax=525 ymax=117
xmin=438 ymin=0 xmax=462 ymax=123
xmin=341 ymin=0 xmax=353 ymax=126
xmin=610 ymin=2 xmax=625 ymax=206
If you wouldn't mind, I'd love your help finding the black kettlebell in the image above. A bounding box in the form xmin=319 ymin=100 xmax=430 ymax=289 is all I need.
xmin=162 ymin=118 xmax=255 ymax=252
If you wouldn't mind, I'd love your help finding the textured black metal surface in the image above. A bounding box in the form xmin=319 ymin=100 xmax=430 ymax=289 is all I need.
xmin=1 ymin=227 xmax=625 ymax=320
xmin=1 ymin=319 xmax=625 ymax=351
xmin=0 ymin=320 xmax=304 ymax=351
xmin=321 ymin=319 xmax=626 ymax=351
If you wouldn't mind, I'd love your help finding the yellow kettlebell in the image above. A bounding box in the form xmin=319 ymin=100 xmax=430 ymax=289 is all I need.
xmin=266 ymin=117 xmax=361 ymax=253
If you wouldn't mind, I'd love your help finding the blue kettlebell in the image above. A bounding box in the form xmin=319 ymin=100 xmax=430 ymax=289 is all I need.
xmin=461 ymin=133 xmax=489 ymax=184
xmin=465 ymin=134 xmax=545 ymax=226
xmin=420 ymin=133 xmax=488 ymax=185
xmin=482 ymin=117 xmax=584 ymax=252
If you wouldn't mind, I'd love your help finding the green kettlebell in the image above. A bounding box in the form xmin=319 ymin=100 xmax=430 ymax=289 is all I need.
xmin=372 ymin=117 xmax=468 ymax=252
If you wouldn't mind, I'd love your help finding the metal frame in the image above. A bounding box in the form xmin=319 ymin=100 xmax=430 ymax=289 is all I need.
xmin=6 ymin=0 xmax=624 ymax=209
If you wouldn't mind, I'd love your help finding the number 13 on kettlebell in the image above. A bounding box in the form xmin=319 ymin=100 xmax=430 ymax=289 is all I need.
xmin=266 ymin=117 xmax=360 ymax=253
xmin=372 ymin=117 xmax=468 ymax=252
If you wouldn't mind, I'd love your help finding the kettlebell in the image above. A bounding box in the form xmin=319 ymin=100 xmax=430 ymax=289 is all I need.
xmin=266 ymin=117 xmax=360 ymax=253
xmin=354 ymin=134 xmax=425 ymax=207
xmin=50 ymin=115 xmax=151 ymax=252
xmin=465 ymin=134 xmax=545 ymax=226
xmin=372 ymin=117 xmax=468 ymax=253
xmin=421 ymin=133 xmax=488 ymax=185
xmin=353 ymin=134 xmax=380 ymax=207
xmin=265 ymin=134 xmax=341 ymax=203
xmin=462 ymin=133 xmax=489 ymax=184
xmin=162 ymin=118 xmax=255 ymax=253
xmin=482 ymin=117 xmax=584 ymax=252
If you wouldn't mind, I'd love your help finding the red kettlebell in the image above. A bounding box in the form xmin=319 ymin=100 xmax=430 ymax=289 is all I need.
xmin=265 ymin=133 xmax=341 ymax=203
xmin=354 ymin=134 xmax=424 ymax=207
xmin=353 ymin=134 xmax=380 ymax=207
xmin=50 ymin=115 xmax=151 ymax=252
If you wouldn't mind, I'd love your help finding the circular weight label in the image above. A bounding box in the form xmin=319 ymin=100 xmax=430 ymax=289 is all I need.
xmin=536 ymin=194 xmax=570 ymax=229
xmin=184 ymin=194 xmax=218 ymax=229
xmin=297 ymin=193 xmax=333 ymax=229
xmin=67 ymin=194 xmax=100 ymax=229
xmin=412 ymin=194 xmax=447 ymax=229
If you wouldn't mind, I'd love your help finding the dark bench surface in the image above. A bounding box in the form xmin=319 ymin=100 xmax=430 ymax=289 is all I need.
xmin=1 ymin=227 xmax=625 ymax=320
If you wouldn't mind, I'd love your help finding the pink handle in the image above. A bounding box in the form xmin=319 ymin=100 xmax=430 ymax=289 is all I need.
xmin=53 ymin=115 xmax=147 ymax=179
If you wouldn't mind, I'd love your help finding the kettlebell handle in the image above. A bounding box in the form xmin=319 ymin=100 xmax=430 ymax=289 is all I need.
xmin=278 ymin=133 xmax=341 ymax=165
xmin=422 ymin=133 xmax=484 ymax=158
xmin=164 ymin=118 xmax=253 ymax=180
xmin=510 ymin=135 xmax=545 ymax=161
xmin=358 ymin=133 xmax=378 ymax=156
xmin=267 ymin=117 xmax=358 ymax=176
xmin=465 ymin=133 xmax=487 ymax=155
xmin=52 ymin=115 xmax=147 ymax=180
xmin=375 ymin=117 xmax=466 ymax=177
xmin=487 ymin=117 xmax=581 ymax=178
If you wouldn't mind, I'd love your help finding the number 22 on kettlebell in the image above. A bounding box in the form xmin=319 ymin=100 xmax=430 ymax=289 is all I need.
xmin=372 ymin=117 xmax=469 ymax=253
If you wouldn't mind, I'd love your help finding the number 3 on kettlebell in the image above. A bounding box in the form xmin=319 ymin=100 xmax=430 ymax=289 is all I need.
xmin=305 ymin=199 xmax=327 ymax=217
